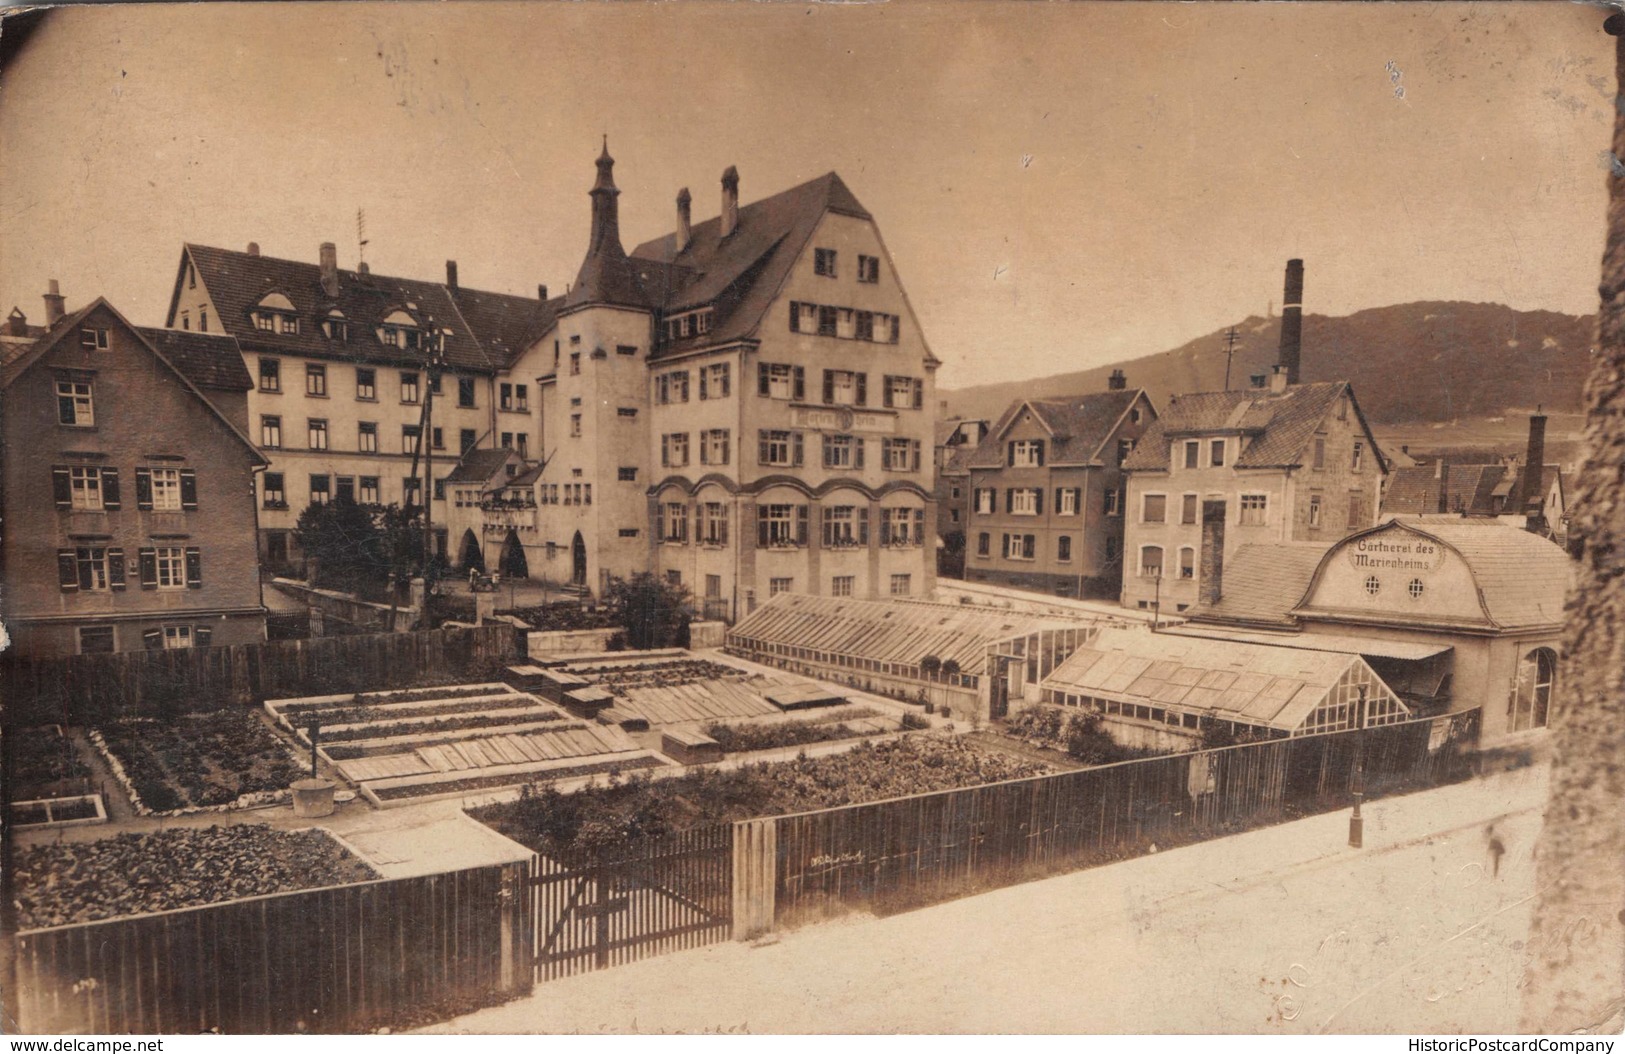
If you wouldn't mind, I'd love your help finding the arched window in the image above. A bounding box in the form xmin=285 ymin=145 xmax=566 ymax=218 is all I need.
xmin=1509 ymin=647 xmax=1556 ymax=732
xmin=1139 ymin=545 xmax=1164 ymax=579
xmin=1178 ymin=546 xmax=1196 ymax=580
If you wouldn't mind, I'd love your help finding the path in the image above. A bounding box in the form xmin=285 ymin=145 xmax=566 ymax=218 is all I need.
xmin=425 ymin=763 xmax=1550 ymax=1034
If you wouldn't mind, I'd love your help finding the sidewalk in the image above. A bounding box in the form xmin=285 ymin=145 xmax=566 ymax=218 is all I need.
xmin=424 ymin=763 xmax=1550 ymax=1035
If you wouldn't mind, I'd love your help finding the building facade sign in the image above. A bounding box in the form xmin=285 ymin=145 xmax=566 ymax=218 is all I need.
xmin=792 ymin=406 xmax=896 ymax=434
xmin=1344 ymin=535 xmax=1445 ymax=574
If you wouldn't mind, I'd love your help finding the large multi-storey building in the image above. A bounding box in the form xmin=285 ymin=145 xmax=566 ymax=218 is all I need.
xmin=1119 ymin=369 xmax=1386 ymax=615
xmin=503 ymin=146 xmax=940 ymax=616
xmin=934 ymin=415 xmax=989 ymax=578
xmin=960 ymin=380 xmax=1157 ymax=599
xmin=1 ymin=292 xmax=267 ymax=657
xmin=163 ymin=240 xmax=556 ymax=569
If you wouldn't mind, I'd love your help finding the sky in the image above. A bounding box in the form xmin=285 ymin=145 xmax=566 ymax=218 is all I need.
xmin=0 ymin=2 xmax=1613 ymax=390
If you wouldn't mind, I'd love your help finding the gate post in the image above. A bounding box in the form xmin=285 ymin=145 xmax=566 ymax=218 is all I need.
xmin=731 ymin=819 xmax=777 ymax=941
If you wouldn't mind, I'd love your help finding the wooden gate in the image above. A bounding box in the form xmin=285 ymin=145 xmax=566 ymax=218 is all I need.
xmin=528 ymin=823 xmax=733 ymax=983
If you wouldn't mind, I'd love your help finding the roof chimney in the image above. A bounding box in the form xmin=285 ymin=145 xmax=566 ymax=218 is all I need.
xmin=319 ymin=242 xmax=340 ymax=298
xmin=720 ymin=166 xmax=740 ymax=239
xmin=1107 ymin=369 xmax=1126 ymax=391
xmin=1518 ymin=409 xmax=1547 ymax=516
xmin=357 ymin=261 xmax=370 ymax=276
xmin=445 ymin=260 xmax=459 ymax=289
xmin=43 ymin=279 xmax=65 ymax=326
xmin=676 ymin=187 xmax=692 ymax=252
xmin=1278 ymin=258 xmax=1303 ymax=385
xmin=246 ymin=242 xmax=260 ymax=256
xmin=6 ymin=306 xmax=28 ymax=337
xmin=1436 ymin=462 xmax=1451 ymax=514
xmin=537 ymin=284 xmax=548 ymax=301
xmin=1268 ymin=363 xmax=1290 ymax=394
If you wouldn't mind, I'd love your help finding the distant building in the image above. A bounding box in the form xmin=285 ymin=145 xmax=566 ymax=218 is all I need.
xmin=1 ymin=291 xmax=267 ymax=657
xmin=934 ymin=415 xmax=989 ymax=577
xmin=962 ymin=380 xmax=1157 ymax=599
xmin=1119 ymin=371 xmax=1386 ymax=616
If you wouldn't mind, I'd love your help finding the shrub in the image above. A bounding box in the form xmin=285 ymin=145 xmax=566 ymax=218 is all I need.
xmin=900 ymin=712 xmax=930 ymax=731
xmin=918 ymin=655 xmax=942 ymax=676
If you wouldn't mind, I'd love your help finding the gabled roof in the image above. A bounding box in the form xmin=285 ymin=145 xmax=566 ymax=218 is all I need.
xmin=174 ymin=244 xmax=557 ymax=373
xmin=1382 ymin=464 xmax=1508 ymax=517
xmin=1042 ymin=627 xmax=1399 ymax=734
xmin=966 ymin=389 xmax=1148 ymax=469
xmin=1 ymin=298 xmax=266 ymax=464
xmin=1188 ymin=543 xmax=1333 ymax=628
xmin=444 ymin=447 xmax=519 ymax=484
xmin=629 ymin=172 xmax=874 ymax=354
xmin=135 ymin=328 xmax=253 ymax=391
xmin=1122 ymin=381 xmax=1379 ymax=472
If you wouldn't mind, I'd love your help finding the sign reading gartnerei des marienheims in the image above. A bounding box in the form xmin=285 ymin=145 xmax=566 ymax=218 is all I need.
xmin=1345 ymin=535 xmax=1447 ymax=574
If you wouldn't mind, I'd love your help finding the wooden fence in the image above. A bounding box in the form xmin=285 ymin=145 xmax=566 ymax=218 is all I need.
xmin=9 ymin=861 xmax=531 ymax=1035
xmin=528 ymin=823 xmax=733 ymax=983
xmin=1 ymin=624 xmax=515 ymax=726
xmin=760 ymin=708 xmax=1481 ymax=927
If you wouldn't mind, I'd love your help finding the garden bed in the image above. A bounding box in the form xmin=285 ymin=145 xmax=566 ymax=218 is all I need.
xmin=319 ymin=717 xmax=584 ymax=760
xmin=6 ymin=794 xmax=106 ymax=829
xmin=502 ymin=603 xmax=621 ymax=632
xmin=702 ymin=706 xmax=891 ymax=753
xmin=471 ymin=734 xmax=1051 ymax=859
xmin=308 ymin=708 xmax=559 ymax=744
xmin=13 ymin=825 xmax=378 ymax=929
xmin=560 ymin=658 xmax=752 ymax=695
xmin=6 ymin=726 xmax=94 ymax=801
xmin=271 ymin=684 xmax=517 ymax=720
xmin=93 ymin=711 xmax=306 ymax=814
xmin=366 ymin=753 xmax=666 ymax=805
xmin=1000 ymin=704 xmax=1169 ymax=766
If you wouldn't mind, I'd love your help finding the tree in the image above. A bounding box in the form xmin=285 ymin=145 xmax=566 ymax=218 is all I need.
xmin=293 ymin=498 xmax=424 ymax=598
xmin=918 ymin=654 xmax=942 ymax=677
xmin=603 ymin=573 xmax=692 ymax=650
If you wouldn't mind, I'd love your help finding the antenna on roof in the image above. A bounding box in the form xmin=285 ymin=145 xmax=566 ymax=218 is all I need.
xmin=1221 ymin=326 xmax=1242 ymax=391
xmin=356 ymin=208 xmax=370 ymax=267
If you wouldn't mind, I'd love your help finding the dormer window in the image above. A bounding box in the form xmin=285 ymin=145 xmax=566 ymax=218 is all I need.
xmin=252 ymin=293 xmax=298 ymax=335
xmin=322 ymin=310 xmax=349 ymax=342
xmin=376 ymin=309 xmax=423 ymax=350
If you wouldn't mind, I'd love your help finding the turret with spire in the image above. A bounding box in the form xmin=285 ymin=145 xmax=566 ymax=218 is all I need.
xmin=567 ymin=138 xmax=647 ymax=309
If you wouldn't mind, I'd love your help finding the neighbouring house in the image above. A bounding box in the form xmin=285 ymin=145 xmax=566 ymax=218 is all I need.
xmin=163 ymin=239 xmax=557 ymax=570
xmin=1176 ymin=518 xmax=1572 ymax=745
xmin=1119 ymin=372 xmax=1386 ymax=616
xmin=962 ymin=375 xmax=1157 ymax=600
xmin=440 ymin=447 xmax=527 ymax=577
xmin=1 ymin=290 xmax=267 ymax=657
xmin=934 ymin=413 xmax=990 ymax=577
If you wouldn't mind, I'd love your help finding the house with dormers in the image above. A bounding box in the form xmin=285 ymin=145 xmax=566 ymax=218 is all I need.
xmin=1119 ymin=370 xmax=1386 ymax=616
xmin=960 ymin=379 xmax=1157 ymax=599
xmin=163 ymin=240 xmax=557 ymax=569
xmin=1 ymin=290 xmax=267 ymax=657
xmin=502 ymin=144 xmax=940 ymax=616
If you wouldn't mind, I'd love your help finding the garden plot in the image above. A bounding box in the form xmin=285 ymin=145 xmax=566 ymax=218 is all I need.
xmin=550 ymin=654 xmax=845 ymax=727
xmin=265 ymin=683 xmax=656 ymax=807
xmin=4 ymin=726 xmax=106 ymax=829
xmin=92 ymin=711 xmax=306 ymax=815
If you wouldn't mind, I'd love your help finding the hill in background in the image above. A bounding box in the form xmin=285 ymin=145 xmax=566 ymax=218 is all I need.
xmin=941 ymin=302 xmax=1593 ymax=431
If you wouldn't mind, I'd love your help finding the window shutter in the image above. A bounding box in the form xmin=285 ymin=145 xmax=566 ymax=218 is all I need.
xmin=989 ymin=489 xmax=998 ymax=514
xmin=792 ymin=367 xmax=805 ymax=401
xmin=681 ymin=508 xmax=689 ymax=543
xmin=859 ymin=506 xmax=870 ymax=545
xmin=195 ymin=626 xmax=214 ymax=648
xmin=139 ymin=547 xmax=158 ymax=589
xmin=1073 ymin=487 xmax=1082 ymax=513
xmin=661 ymin=435 xmax=670 ymax=468
xmin=57 ymin=550 xmax=78 ymax=592
xmin=913 ymin=379 xmax=924 ymax=409
xmin=1034 ymin=489 xmax=1044 ymax=515
xmin=179 ymin=469 xmax=198 ymax=509
xmin=721 ymin=436 xmax=730 ymax=466
xmin=699 ymin=369 xmax=708 ymax=400
xmin=758 ymin=431 xmax=770 ymax=466
xmin=143 ymin=629 xmax=163 ymax=650
xmin=882 ymin=381 xmax=894 ymax=409
xmin=1035 ymin=442 xmax=1045 ymax=467
xmin=880 ymin=514 xmax=891 ymax=547
xmin=1007 ymin=443 xmax=1015 ymax=468
xmin=757 ymin=506 xmax=769 ymax=548
xmin=788 ymin=302 xmax=800 ymax=333
xmin=699 ymin=439 xmax=709 ymax=466
xmin=1005 ymin=488 xmax=1014 ymax=511
xmin=822 ymin=371 xmax=834 ymax=405
xmin=135 ymin=468 xmax=153 ymax=510
xmin=1055 ymin=487 xmax=1065 ymax=512
xmin=890 ymin=316 xmax=901 ymax=343
xmin=52 ymin=467 xmax=71 ymax=509
xmin=913 ymin=507 xmax=924 ymax=543
xmin=855 ymin=373 xmax=867 ymax=406
xmin=758 ymin=363 xmax=770 ymax=396
xmin=1024 ymin=535 xmax=1036 ymax=559
xmin=792 ymin=433 xmax=804 ymax=467
xmin=185 ymin=547 xmax=202 ymax=589
xmin=796 ymin=505 xmax=809 ymax=546
xmin=911 ymin=440 xmax=921 ymax=472
xmin=854 ymin=439 xmax=865 ymax=470
xmin=108 ymin=548 xmax=127 ymax=590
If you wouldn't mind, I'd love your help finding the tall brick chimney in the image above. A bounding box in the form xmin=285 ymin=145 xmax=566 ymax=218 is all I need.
xmin=1278 ymin=259 xmax=1304 ymax=385
xmin=537 ymin=284 xmax=548 ymax=301
xmin=43 ymin=279 xmax=65 ymax=326
xmin=1436 ymin=461 xmax=1451 ymax=515
xmin=720 ymin=167 xmax=739 ymax=239
xmin=319 ymin=243 xmax=340 ymax=298
xmin=1518 ymin=409 xmax=1548 ymax=517
xmin=445 ymin=260 xmax=459 ymax=289
xmin=677 ymin=187 xmax=692 ymax=251
xmin=1108 ymin=369 xmax=1126 ymax=391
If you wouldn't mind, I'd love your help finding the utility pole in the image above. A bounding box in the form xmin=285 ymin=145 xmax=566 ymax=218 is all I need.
xmin=420 ymin=331 xmax=447 ymax=575
xmin=1348 ymin=684 xmax=1367 ymax=848
xmin=1221 ymin=326 xmax=1242 ymax=391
